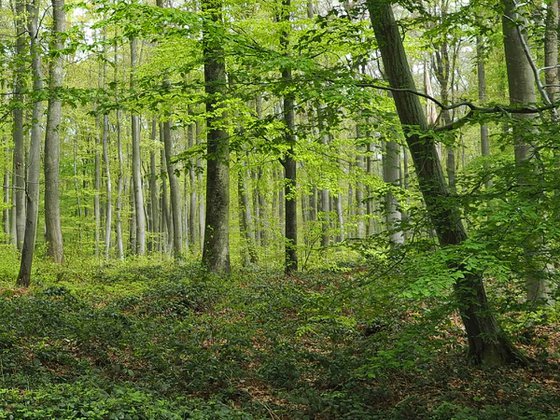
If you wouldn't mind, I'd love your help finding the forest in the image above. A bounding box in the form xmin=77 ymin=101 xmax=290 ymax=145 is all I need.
xmin=0 ymin=0 xmax=560 ymax=417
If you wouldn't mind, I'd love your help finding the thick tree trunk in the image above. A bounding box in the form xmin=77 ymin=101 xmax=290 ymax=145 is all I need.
xmin=202 ymin=0 xmax=230 ymax=273
xmin=17 ymin=0 xmax=42 ymax=287
xmin=130 ymin=38 xmax=146 ymax=255
xmin=13 ymin=0 xmax=26 ymax=251
xmin=368 ymin=0 xmax=524 ymax=365
xmin=44 ymin=0 xmax=65 ymax=264
xmin=279 ymin=0 xmax=298 ymax=274
xmin=502 ymin=0 xmax=547 ymax=305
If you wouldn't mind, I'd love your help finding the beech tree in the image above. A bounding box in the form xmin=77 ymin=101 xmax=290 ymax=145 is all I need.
xmin=44 ymin=0 xmax=66 ymax=264
xmin=201 ymin=0 xmax=230 ymax=274
xmin=366 ymin=0 xmax=524 ymax=365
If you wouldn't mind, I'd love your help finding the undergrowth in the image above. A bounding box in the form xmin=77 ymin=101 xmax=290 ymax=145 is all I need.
xmin=0 ymin=257 xmax=558 ymax=418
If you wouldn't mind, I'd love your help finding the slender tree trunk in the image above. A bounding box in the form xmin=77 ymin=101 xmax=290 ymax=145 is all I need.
xmin=3 ymin=148 xmax=10 ymax=242
xmin=477 ymin=37 xmax=490 ymax=167
xmin=94 ymin=120 xmax=101 ymax=257
xmin=149 ymin=120 xmax=160 ymax=252
xmin=202 ymin=0 xmax=230 ymax=273
xmin=502 ymin=0 xmax=547 ymax=305
xmin=545 ymin=0 xmax=559 ymax=103
xmin=162 ymin=120 xmax=183 ymax=258
xmin=113 ymin=41 xmax=124 ymax=260
xmin=103 ymin=109 xmax=112 ymax=259
xmin=160 ymin=153 xmax=172 ymax=253
xmin=188 ymin=121 xmax=198 ymax=249
xmin=130 ymin=38 xmax=146 ymax=255
xmin=44 ymin=0 xmax=65 ymax=264
xmin=334 ymin=192 xmax=344 ymax=242
xmin=17 ymin=0 xmax=42 ymax=287
xmin=238 ymin=163 xmax=257 ymax=265
xmin=383 ymin=139 xmax=404 ymax=245
xmin=13 ymin=0 xmax=27 ymax=251
xmin=368 ymin=0 xmax=524 ymax=366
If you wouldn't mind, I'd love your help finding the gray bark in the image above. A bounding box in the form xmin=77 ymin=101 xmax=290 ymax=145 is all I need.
xmin=13 ymin=0 xmax=26 ymax=250
xmin=382 ymin=140 xmax=404 ymax=245
xmin=477 ymin=37 xmax=490 ymax=160
xmin=238 ymin=164 xmax=257 ymax=265
xmin=148 ymin=119 xmax=160 ymax=252
xmin=279 ymin=0 xmax=298 ymax=273
xmin=17 ymin=0 xmax=42 ymax=287
xmin=202 ymin=0 xmax=230 ymax=273
xmin=162 ymin=120 xmax=183 ymax=258
xmin=44 ymin=0 xmax=65 ymax=264
xmin=545 ymin=0 xmax=560 ymax=103
xmin=130 ymin=38 xmax=146 ymax=255
xmin=103 ymin=111 xmax=112 ymax=259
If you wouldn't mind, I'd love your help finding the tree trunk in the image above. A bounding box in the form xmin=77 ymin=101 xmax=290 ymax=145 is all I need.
xmin=44 ymin=0 xmax=65 ymax=264
xmin=130 ymin=37 xmax=146 ymax=255
xmin=477 ymin=37 xmax=490 ymax=166
xmin=238 ymin=163 xmax=258 ymax=265
xmin=103 ymin=110 xmax=112 ymax=259
xmin=368 ymin=0 xmax=524 ymax=366
xmin=149 ymin=119 xmax=160 ymax=252
xmin=94 ymin=119 xmax=101 ymax=257
xmin=13 ymin=0 xmax=26 ymax=251
xmin=162 ymin=120 xmax=183 ymax=258
xmin=382 ymin=139 xmax=404 ymax=245
xmin=276 ymin=0 xmax=298 ymax=273
xmin=17 ymin=0 xmax=42 ymax=287
xmin=3 ymin=144 xmax=10 ymax=242
xmin=202 ymin=0 xmax=230 ymax=273
xmin=188 ymin=121 xmax=198 ymax=249
xmin=545 ymin=0 xmax=559 ymax=103
xmin=502 ymin=0 xmax=547 ymax=305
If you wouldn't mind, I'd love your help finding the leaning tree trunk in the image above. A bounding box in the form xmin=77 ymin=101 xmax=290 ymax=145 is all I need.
xmin=367 ymin=0 xmax=524 ymax=366
xmin=17 ymin=0 xmax=43 ymax=287
xmin=201 ymin=0 xmax=230 ymax=274
xmin=44 ymin=0 xmax=65 ymax=264
xmin=502 ymin=0 xmax=547 ymax=306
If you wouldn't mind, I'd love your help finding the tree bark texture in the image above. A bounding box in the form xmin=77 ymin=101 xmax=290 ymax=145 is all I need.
xmin=202 ymin=0 xmax=230 ymax=274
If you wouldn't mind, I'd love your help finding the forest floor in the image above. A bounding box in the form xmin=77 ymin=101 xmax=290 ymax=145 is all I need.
xmin=0 ymin=251 xmax=559 ymax=419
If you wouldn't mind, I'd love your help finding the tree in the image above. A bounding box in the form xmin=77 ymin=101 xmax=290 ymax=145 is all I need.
xmin=12 ymin=0 xmax=26 ymax=250
xmin=279 ymin=0 xmax=298 ymax=274
xmin=201 ymin=0 xmax=230 ymax=274
xmin=44 ymin=0 xmax=66 ymax=264
xmin=502 ymin=0 xmax=547 ymax=305
xmin=367 ymin=0 xmax=524 ymax=365
xmin=130 ymin=37 xmax=146 ymax=256
xmin=17 ymin=0 xmax=43 ymax=287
